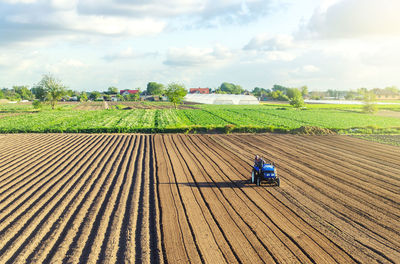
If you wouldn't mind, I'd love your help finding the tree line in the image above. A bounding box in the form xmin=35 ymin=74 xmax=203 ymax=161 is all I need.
xmin=1 ymin=74 xmax=398 ymax=111
xmin=0 ymin=74 xmax=188 ymax=109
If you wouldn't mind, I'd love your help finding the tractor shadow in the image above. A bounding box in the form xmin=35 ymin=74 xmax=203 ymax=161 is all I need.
xmin=178 ymin=179 xmax=277 ymax=188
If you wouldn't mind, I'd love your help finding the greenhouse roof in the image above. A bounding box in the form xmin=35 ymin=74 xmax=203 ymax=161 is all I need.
xmin=184 ymin=94 xmax=259 ymax=105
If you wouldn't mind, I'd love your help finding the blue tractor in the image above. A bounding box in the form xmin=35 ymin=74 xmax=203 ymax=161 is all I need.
xmin=251 ymin=161 xmax=280 ymax=186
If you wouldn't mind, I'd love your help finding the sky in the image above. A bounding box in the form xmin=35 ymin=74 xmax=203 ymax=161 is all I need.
xmin=0 ymin=0 xmax=399 ymax=92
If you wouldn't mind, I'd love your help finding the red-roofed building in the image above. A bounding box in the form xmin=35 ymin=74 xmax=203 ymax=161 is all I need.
xmin=189 ymin=88 xmax=210 ymax=94
xmin=120 ymin=89 xmax=139 ymax=96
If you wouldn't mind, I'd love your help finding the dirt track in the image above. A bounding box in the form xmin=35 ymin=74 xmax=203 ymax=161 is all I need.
xmin=0 ymin=134 xmax=399 ymax=263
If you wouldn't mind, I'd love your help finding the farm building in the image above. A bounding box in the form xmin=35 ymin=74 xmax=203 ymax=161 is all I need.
xmin=189 ymin=88 xmax=210 ymax=94
xmin=184 ymin=94 xmax=259 ymax=105
xmin=120 ymin=89 xmax=139 ymax=96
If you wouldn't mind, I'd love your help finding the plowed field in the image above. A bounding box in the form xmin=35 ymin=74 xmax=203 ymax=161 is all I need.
xmin=0 ymin=134 xmax=399 ymax=263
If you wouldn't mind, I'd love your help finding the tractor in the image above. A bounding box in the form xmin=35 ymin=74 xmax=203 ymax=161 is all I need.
xmin=251 ymin=161 xmax=280 ymax=186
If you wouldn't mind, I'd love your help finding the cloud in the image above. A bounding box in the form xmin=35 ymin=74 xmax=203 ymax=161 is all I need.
xmin=244 ymin=34 xmax=293 ymax=51
xmin=264 ymin=51 xmax=295 ymax=61
xmin=77 ymin=0 xmax=270 ymax=22
xmin=103 ymin=48 xmax=158 ymax=61
xmin=301 ymin=0 xmax=400 ymax=39
xmin=290 ymin=65 xmax=320 ymax=76
xmin=164 ymin=44 xmax=232 ymax=67
xmin=63 ymin=59 xmax=86 ymax=67
xmin=0 ymin=0 xmax=272 ymax=45
xmin=0 ymin=2 xmax=166 ymax=43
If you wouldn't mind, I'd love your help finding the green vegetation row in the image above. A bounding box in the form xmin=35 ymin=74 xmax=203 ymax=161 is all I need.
xmin=1 ymin=104 xmax=400 ymax=134
xmin=353 ymin=135 xmax=400 ymax=147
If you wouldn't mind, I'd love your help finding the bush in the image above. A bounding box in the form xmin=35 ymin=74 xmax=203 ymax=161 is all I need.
xmin=361 ymin=90 xmax=377 ymax=114
xmin=362 ymin=103 xmax=378 ymax=114
xmin=32 ymin=100 xmax=42 ymax=109
xmin=289 ymin=96 xmax=305 ymax=108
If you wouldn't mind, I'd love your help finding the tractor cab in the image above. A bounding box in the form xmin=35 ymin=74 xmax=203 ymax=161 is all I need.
xmin=251 ymin=160 xmax=280 ymax=186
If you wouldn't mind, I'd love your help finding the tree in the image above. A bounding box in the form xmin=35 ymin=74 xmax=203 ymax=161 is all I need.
xmin=32 ymin=100 xmax=42 ymax=109
xmin=107 ymin=86 xmax=118 ymax=95
xmin=362 ymin=90 xmax=377 ymax=114
xmin=147 ymin=82 xmax=164 ymax=95
xmin=272 ymin=84 xmax=289 ymax=93
xmin=252 ymin=87 xmax=270 ymax=97
xmin=214 ymin=89 xmax=227 ymax=94
xmin=133 ymin=89 xmax=140 ymax=101
xmin=344 ymin=91 xmax=358 ymax=100
xmin=13 ymin=86 xmax=33 ymax=100
xmin=31 ymin=86 xmax=47 ymax=101
xmin=270 ymin=90 xmax=289 ymax=101
xmin=165 ymin=83 xmax=187 ymax=109
xmin=65 ymin=89 xmax=74 ymax=97
xmin=301 ymin=86 xmax=308 ymax=97
xmin=384 ymin=86 xmax=399 ymax=95
xmin=103 ymin=94 xmax=111 ymax=101
xmin=89 ymin=91 xmax=101 ymax=101
xmin=79 ymin=92 xmax=88 ymax=102
xmin=357 ymin=88 xmax=368 ymax=97
xmin=220 ymin=82 xmax=244 ymax=94
xmin=290 ymin=95 xmax=305 ymax=108
xmin=286 ymin=88 xmax=302 ymax=100
xmin=38 ymin=74 xmax=67 ymax=109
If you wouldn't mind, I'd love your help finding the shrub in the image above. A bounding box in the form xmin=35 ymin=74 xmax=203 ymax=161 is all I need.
xmin=362 ymin=103 xmax=377 ymax=114
xmin=32 ymin=100 xmax=42 ymax=109
xmin=289 ymin=95 xmax=305 ymax=108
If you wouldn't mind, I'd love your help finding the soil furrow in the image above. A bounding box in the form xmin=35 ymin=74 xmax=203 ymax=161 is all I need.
xmin=6 ymin=135 xmax=110 ymax=263
xmin=0 ymin=135 xmax=77 ymax=185
xmin=172 ymin=135 xmax=262 ymax=263
xmin=0 ymin=133 xmax=397 ymax=263
xmin=157 ymin=135 xmax=203 ymax=263
xmin=43 ymin=135 xmax=124 ymax=263
xmin=196 ymin=135 xmax=353 ymax=263
xmin=213 ymin=134 xmax=399 ymax=262
xmin=0 ymin=135 xmax=88 ymax=206
xmin=78 ymin=136 xmax=132 ymax=263
xmin=0 ymin=135 xmax=106 ymax=262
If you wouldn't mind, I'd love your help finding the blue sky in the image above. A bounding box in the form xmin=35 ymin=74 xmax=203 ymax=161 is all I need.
xmin=0 ymin=0 xmax=399 ymax=92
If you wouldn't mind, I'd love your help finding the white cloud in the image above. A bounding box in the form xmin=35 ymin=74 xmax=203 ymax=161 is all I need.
xmin=302 ymin=65 xmax=319 ymax=73
xmin=0 ymin=0 xmax=272 ymax=45
xmin=103 ymin=47 xmax=158 ymax=61
xmin=50 ymin=0 xmax=78 ymax=10
xmin=2 ymin=0 xmax=38 ymax=3
xmin=265 ymin=51 xmax=295 ymax=61
xmin=63 ymin=59 xmax=86 ymax=68
xmin=164 ymin=44 xmax=232 ymax=67
xmin=291 ymin=64 xmax=320 ymax=76
xmin=244 ymin=34 xmax=293 ymax=51
xmin=302 ymin=0 xmax=400 ymax=39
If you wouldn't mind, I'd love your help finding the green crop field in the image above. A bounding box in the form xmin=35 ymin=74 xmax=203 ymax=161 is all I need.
xmin=0 ymin=102 xmax=400 ymax=134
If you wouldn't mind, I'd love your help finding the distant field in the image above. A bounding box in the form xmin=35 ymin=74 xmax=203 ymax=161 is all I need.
xmin=353 ymin=134 xmax=400 ymax=147
xmin=0 ymin=102 xmax=400 ymax=133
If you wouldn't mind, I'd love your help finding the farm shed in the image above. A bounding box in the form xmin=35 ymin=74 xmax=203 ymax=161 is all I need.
xmin=184 ymin=94 xmax=259 ymax=105
xmin=189 ymin=88 xmax=210 ymax=94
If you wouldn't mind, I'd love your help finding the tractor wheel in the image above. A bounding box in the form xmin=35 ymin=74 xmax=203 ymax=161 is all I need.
xmin=251 ymin=170 xmax=255 ymax=183
xmin=256 ymin=176 xmax=261 ymax=186
xmin=276 ymin=178 xmax=280 ymax=187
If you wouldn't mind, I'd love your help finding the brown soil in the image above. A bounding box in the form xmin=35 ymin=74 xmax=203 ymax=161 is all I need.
xmin=291 ymin=126 xmax=336 ymax=135
xmin=73 ymin=102 xmax=105 ymax=110
xmin=0 ymin=134 xmax=398 ymax=263
xmin=0 ymin=112 xmax=28 ymax=119
xmin=376 ymin=110 xmax=400 ymax=118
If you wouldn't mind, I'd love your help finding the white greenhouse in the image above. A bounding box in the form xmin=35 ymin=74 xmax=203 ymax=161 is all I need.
xmin=184 ymin=94 xmax=259 ymax=105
